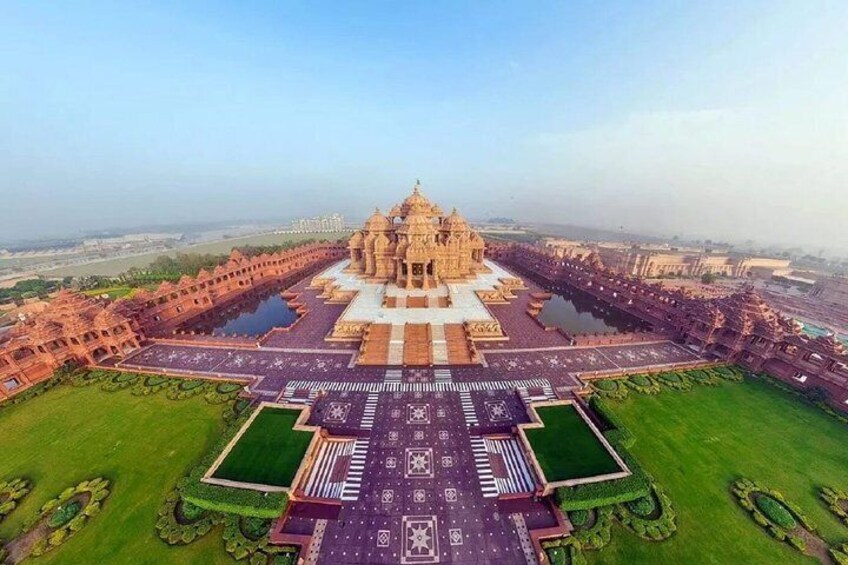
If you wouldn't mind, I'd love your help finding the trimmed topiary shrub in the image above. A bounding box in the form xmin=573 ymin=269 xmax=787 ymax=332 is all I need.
xmin=47 ymin=500 xmax=81 ymax=528
xmin=730 ymin=478 xmax=818 ymax=555
xmin=656 ymin=371 xmax=692 ymax=391
xmin=756 ymin=496 xmax=796 ymax=530
xmin=571 ymin=506 xmax=613 ymax=550
xmin=569 ymin=509 xmax=589 ymax=527
xmin=0 ymin=478 xmax=31 ymax=521
xmin=820 ymin=486 xmax=848 ymax=526
xmin=14 ymin=478 xmax=111 ymax=559
xmin=221 ymin=513 xmax=298 ymax=562
xmin=167 ymin=379 xmax=211 ymax=400
xmin=624 ymin=374 xmax=661 ymax=394
xmin=615 ymin=483 xmax=676 ymax=541
xmin=591 ymin=378 xmax=629 ymax=399
xmin=627 ymin=495 xmax=656 ymax=517
xmin=100 ymin=372 xmax=140 ymax=392
xmin=155 ymin=489 xmax=223 ymax=546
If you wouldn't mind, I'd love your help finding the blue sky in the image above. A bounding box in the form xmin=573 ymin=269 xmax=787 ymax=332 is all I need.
xmin=1 ymin=1 xmax=846 ymax=251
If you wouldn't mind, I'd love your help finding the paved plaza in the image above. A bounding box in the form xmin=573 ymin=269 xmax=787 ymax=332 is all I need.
xmin=115 ymin=260 xmax=703 ymax=564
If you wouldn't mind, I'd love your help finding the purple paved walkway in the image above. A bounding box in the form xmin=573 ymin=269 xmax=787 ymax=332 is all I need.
xmin=111 ymin=260 xmax=706 ymax=565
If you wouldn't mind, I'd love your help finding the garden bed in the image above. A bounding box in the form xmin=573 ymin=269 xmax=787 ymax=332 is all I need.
xmin=526 ymin=404 xmax=623 ymax=482
xmin=210 ymin=406 xmax=313 ymax=488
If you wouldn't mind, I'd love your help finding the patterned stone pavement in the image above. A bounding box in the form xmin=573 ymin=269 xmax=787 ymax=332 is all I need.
xmin=113 ymin=264 xmax=706 ymax=564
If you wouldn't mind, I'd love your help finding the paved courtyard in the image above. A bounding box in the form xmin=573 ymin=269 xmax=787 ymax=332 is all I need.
xmin=115 ymin=261 xmax=703 ymax=564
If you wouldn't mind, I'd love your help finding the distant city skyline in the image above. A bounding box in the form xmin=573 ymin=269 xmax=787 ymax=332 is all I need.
xmin=2 ymin=2 xmax=846 ymax=253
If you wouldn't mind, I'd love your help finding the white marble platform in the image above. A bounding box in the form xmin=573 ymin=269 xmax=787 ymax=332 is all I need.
xmin=316 ymin=260 xmax=513 ymax=325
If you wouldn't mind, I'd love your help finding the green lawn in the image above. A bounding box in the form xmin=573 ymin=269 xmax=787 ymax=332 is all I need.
xmin=212 ymin=407 xmax=312 ymax=488
xmin=526 ymin=404 xmax=621 ymax=481
xmin=588 ymin=378 xmax=848 ymax=564
xmin=0 ymin=385 xmax=234 ymax=564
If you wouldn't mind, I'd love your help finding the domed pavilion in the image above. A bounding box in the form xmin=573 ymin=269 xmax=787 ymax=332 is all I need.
xmin=347 ymin=182 xmax=485 ymax=288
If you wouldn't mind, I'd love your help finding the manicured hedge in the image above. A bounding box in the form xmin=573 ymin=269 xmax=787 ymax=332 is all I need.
xmin=624 ymin=374 xmax=661 ymax=394
xmin=22 ymin=478 xmax=111 ymax=558
xmin=615 ymin=484 xmax=677 ymax=541
xmin=0 ymin=477 xmax=31 ymax=519
xmin=221 ymin=513 xmax=297 ymax=562
xmin=820 ymin=486 xmax=848 ymax=526
xmin=626 ymin=494 xmax=656 ymax=517
xmin=588 ymin=396 xmax=634 ymax=447
xmin=756 ymin=496 xmax=796 ymax=529
xmin=657 ymin=371 xmax=692 ymax=391
xmin=555 ymin=446 xmax=650 ymax=511
xmin=569 ymin=509 xmax=589 ymax=527
xmin=730 ymin=478 xmax=817 ymax=555
xmin=591 ymin=379 xmax=629 ymax=399
xmin=155 ymin=489 xmax=223 ymax=545
xmin=543 ymin=537 xmax=587 ymax=565
xmin=177 ymin=408 xmax=288 ymax=519
xmin=571 ymin=506 xmax=614 ymax=550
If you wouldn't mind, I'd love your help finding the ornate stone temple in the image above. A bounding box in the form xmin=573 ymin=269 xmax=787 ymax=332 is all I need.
xmin=347 ymin=182 xmax=486 ymax=289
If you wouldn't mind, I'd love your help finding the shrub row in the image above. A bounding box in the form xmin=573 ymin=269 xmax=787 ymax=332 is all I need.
xmin=166 ymin=380 xmax=212 ymax=400
xmin=177 ymin=408 xmax=288 ymax=519
xmin=70 ymin=369 xmax=247 ymax=411
xmin=542 ymin=537 xmax=587 ymax=565
xmin=155 ymin=489 xmax=224 ymax=545
xmin=588 ymin=396 xmax=634 ymax=447
xmin=100 ymin=372 xmax=140 ymax=392
xmin=0 ymin=478 xmax=31 ymax=519
xmin=731 ymin=478 xmax=814 ymax=554
xmin=624 ymin=374 xmax=661 ymax=394
xmin=221 ymin=513 xmax=297 ymax=563
xmin=555 ymin=444 xmax=650 ymax=511
xmin=656 ymin=371 xmax=693 ymax=391
xmin=590 ymin=379 xmax=629 ymax=400
xmin=0 ymin=374 xmax=64 ymax=410
xmin=820 ymin=486 xmax=848 ymax=526
xmin=25 ymin=478 xmax=111 ymax=558
xmin=831 ymin=543 xmax=848 ymax=565
xmin=687 ymin=369 xmax=723 ymax=386
xmin=615 ymin=483 xmax=677 ymax=541
xmin=570 ymin=506 xmax=614 ymax=550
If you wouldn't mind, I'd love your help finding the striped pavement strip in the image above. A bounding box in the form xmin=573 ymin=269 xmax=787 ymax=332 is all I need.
xmin=303 ymin=440 xmax=354 ymax=499
xmin=340 ymin=438 xmax=370 ymax=501
xmin=485 ymin=438 xmax=536 ymax=494
xmin=384 ymin=369 xmax=403 ymax=384
xmin=434 ymin=369 xmax=453 ymax=383
xmin=360 ymin=392 xmax=380 ymax=429
xmin=281 ymin=378 xmax=552 ymax=394
xmin=470 ymin=436 xmax=498 ymax=498
xmin=281 ymin=387 xmax=318 ymax=405
xmin=458 ymin=391 xmax=478 ymax=426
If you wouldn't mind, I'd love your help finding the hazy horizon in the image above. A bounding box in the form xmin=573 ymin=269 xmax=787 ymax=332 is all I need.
xmin=2 ymin=2 xmax=846 ymax=253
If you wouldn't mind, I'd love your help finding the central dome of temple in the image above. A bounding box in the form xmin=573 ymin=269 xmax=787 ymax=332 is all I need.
xmin=347 ymin=181 xmax=486 ymax=288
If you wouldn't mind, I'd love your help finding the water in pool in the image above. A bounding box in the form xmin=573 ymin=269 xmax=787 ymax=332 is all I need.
xmin=536 ymin=286 xmax=650 ymax=335
xmin=189 ymin=288 xmax=299 ymax=336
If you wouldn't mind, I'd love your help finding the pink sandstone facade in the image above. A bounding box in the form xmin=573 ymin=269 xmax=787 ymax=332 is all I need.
xmin=0 ymin=242 xmax=346 ymax=400
xmin=347 ymin=182 xmax=486 ymax=289
xmin=490 ymin=242 xmax=848 ymax=411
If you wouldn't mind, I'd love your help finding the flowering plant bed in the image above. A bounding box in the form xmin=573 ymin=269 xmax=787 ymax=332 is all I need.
xmin=0 ymin=479 xmax=31 ymax=521
xmin=3 ymin=478 xmax=111 ymax=561
xmin=730 ymin=478 xmax=826 ymax=557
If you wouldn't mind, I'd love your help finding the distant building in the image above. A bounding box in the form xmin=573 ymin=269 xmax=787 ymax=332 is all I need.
xmin=291 ymin=214 xmax=345 ymax=233
xmin=810 ymin=275 xmax=848 ymax=307
xmin=543 ymin=239 xmax=790 ymax=279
